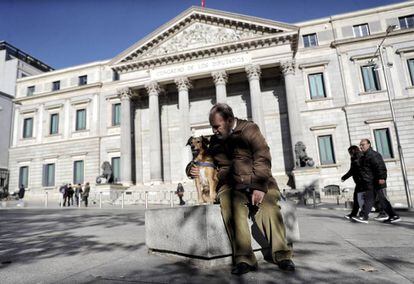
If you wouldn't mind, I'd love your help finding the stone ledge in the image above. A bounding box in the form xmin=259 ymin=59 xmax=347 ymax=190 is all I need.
xmin=145 ymin=202 xmax=299 ymax=264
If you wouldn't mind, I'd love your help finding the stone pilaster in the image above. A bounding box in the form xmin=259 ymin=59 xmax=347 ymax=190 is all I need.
xmin=212 ymin=70 xmax=228 ymax=103
xmin=246 ymin=64 xmax=266 ymax=133
xmin=118 ymin=87 xmax=132 ymax=185
xmin=145 ymin=81 xmax=163 ymax=182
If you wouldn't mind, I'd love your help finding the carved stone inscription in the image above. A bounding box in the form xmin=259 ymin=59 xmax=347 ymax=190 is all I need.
xmin=150 ymin=54 xmax=251 ymax=80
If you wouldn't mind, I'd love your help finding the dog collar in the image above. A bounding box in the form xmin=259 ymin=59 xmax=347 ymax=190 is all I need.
xmin=194 ymin=161 xmax=216 ymax=168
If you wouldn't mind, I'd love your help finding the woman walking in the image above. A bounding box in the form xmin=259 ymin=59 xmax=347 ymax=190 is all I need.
xmin=341 ymin=145 xmax=364 ymax=220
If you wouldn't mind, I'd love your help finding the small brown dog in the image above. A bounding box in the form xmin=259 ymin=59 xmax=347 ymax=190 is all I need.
xmin=186 ymin=136 xmax=218 ymax=204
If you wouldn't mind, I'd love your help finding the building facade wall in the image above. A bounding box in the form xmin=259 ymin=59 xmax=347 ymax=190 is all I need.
xmin=8 ymin=2 xmax=414 ymax=205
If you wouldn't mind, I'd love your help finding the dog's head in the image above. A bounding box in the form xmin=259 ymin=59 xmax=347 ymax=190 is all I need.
xmin=186 ymin=136 xmax=210 ymax=156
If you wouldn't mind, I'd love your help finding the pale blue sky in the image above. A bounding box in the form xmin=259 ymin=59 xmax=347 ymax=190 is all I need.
xmin=0 ymin=0 xmax=405 ymax=69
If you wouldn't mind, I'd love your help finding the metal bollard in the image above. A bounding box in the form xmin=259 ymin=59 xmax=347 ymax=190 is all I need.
xmin=78 ymin=193 xmax=81 ymax=208
xmin=45 ymin=191 xmax=48 ymax=208
xmin=121 ymin=192 xmax=124 ymax=209
xmin=336 ymin=195 xmax=340 ymax=205
xmin=145 ymin=191 xmax=148 ymax=209
xmin=99 ymin=192 xmax=102 ymax=208
xmin=312 ymin=190 xmax=316 ymax=208
xmin=170 ymin=191 xmax=174 ymax=208
xmin=60 ymin=194 xmax=63 ymax=208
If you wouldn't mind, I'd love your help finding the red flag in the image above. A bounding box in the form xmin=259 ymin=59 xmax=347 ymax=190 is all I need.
xmin=201 ymin=0 xmax=205 ymax=7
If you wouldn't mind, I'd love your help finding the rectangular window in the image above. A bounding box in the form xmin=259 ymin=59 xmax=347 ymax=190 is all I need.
xmin=73 ymin=160 xmax=84 ymax=184
xmin=318 ymin=135 xmax=336 ymax=165
xmin=353 ymin=24 xmax=370 ymax=37
xmin=23 ymin=118 xmax=33 ymax=138
xmin=361 ymin=65 xmax=381 ymax=92
xmin=399 ymin=14 xmax=414 ymax=29
xmin=308 ymin=73 xmax=326 ymax=99
xmin=42 ymin=163 xmax=55 ymax=187
xmin=374 ymin=128 xmax=394 ymax=159
xmin=408 ymin=59 xmax=414 ymax=86
xmin=27 ymin=86 xmax=35 ymax=96
xmin=50 ymin=113 xmax=59 ymax=135
xmin=303 ymin=33 xmax=318 ymax=48
xmin=19 ymin=166 xmax=29 ymax=188
xmin=112 ymin=103 xmax=121 ymax=126
xmin=78 ymin=75 xmax=88 ymax=86
xmin=75 ymin=109 xmax=86 ymax=131
xmin=111 ymin=157 xmax=120 ymax=183
xmin=52 ymin=81 xmax=60 ymax=91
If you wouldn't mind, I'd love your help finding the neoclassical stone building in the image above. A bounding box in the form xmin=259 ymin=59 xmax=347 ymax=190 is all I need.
xmin=9 ymin=1 xmax=414 ymax=204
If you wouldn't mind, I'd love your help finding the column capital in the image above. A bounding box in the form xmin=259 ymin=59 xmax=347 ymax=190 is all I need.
xmin=245 ymin=64 xmax=261 ymax=81
xmin=174 ymin=77 xmax=192 ymax=92
xmin=145 ymin=81 xmax=163 ymax=96
xmin=117 ymin=88 xmax=132 ymax=100
xmin=281 ymin=60 xmax=296 ymax=76
xmin=212 ymin=70 xmax=228 ymax=85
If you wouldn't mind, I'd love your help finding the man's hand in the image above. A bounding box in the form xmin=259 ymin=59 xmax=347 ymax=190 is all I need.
xmin=190 ymin=166 xmax=200 ymax=178
xmin=251 ymin=190 xmax=265 ymax=206
xmin=378 ymin=179 xmax=385 ymax=185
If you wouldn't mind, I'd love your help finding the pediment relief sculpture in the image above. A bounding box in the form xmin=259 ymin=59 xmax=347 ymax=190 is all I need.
xmin=138 ymin=23 xmax=264 ymax=59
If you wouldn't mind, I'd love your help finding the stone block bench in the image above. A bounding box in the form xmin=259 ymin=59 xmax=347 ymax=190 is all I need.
xmin=145 ymin=202 xmax=299 ymax=266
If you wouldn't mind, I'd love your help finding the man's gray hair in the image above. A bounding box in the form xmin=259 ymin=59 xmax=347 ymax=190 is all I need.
xmin=209 ymin=103 xmax=235 ymax=123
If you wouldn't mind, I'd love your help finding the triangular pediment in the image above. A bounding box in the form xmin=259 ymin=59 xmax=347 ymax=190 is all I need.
xmin=110 ymin=6 xmax=298 ymax=68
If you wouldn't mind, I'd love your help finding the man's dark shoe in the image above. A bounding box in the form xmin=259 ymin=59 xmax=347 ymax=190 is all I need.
xmin=351 ymin=216 xmax=368 ymax=224
xmin=374 ymin=212 xmax=388 ymax=221
xmin=231 ymin=262 xmax=257 ymax=275
xmin=277 ymin=259 xmax=295 ymax=271
xmin=383 ymin=215 xmax=401 ymax=223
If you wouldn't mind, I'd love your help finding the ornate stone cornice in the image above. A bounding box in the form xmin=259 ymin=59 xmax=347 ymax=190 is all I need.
xmin=145 ymin=81 xmax=163 ymax=96
xmin=245 ymin=64 xmax=261 ymax=81
xmin=281 ymin=60 xmax=296 ymax=76
xmin=117 ymin=88 xmax=132 ymax=100
xmin=212 ymin=70 xmax=228 ymax=85
xmin=174 ymin=77 xmax=192 ymax=92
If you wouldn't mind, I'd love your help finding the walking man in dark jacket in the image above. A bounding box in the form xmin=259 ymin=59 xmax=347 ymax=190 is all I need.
xmin=189 ymin=103 xmax=294 ymax=275
xmin=356 ymin=139 xmax=401 ymax=223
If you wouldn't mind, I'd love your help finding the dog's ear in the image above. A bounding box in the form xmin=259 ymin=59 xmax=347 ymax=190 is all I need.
xmin=186 ymin=136 xmax=193 ymax=146
xmin=201 ymin=135 xmax=210 ymax=147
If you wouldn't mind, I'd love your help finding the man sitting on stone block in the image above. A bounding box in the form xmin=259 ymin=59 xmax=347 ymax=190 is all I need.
xmin=188 ymin=103 xmax=295 ymax=275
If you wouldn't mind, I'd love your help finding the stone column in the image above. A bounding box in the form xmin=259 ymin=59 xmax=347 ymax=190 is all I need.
xmin=212 ymin=70 xmax=228 ymax=103
xmin=119 ymin=88 xmax=132 ymax=185
xmin=175 ymin=77 xmax=192 ymax=180
xmin=145 ymin=81 xmax=163 ymax=182
xmin=281 ymin=60 xmax=303 ymax=162
xmin=246 ymin=64 xmax=266 ymax=133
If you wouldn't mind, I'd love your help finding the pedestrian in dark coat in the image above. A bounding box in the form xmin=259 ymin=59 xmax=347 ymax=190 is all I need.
xmin=342 ymin=145 xmax=365 ymax=219
xmin=18 ymin=184 xmax=25 ymax=199
xmin=356 ymin=139 xmax=401 ymax=223
xmin=75 ymin=184 xmax=83 ymax=206
xmin=175 ymin=183 xmax=185 ymax=205
xmin=82 ymin=182 xmax=90 ymax=207
xmin=67 ymin=184 xmax=74 ymax=206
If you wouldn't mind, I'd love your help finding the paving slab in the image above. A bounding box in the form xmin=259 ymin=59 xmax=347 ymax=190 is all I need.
xmin=0 ymin=207 xmax=413 ymax=283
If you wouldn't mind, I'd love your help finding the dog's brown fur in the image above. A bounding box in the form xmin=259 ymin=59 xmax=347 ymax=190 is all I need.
xmin=186 ymin=136 xmax=218 ymax=204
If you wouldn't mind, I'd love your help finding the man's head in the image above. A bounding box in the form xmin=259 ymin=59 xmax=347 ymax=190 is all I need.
xmin=359 ymin=139 xmax=371 ymax=152
xmin=209 ymin=103 xmax=235 ymax=140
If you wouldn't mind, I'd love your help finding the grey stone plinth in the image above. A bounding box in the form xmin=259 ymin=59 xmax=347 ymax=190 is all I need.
xmin=145 ymin=202 xmax=299 ymax=261
xmin=91 ymin=184 xmax=128 ymax=202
